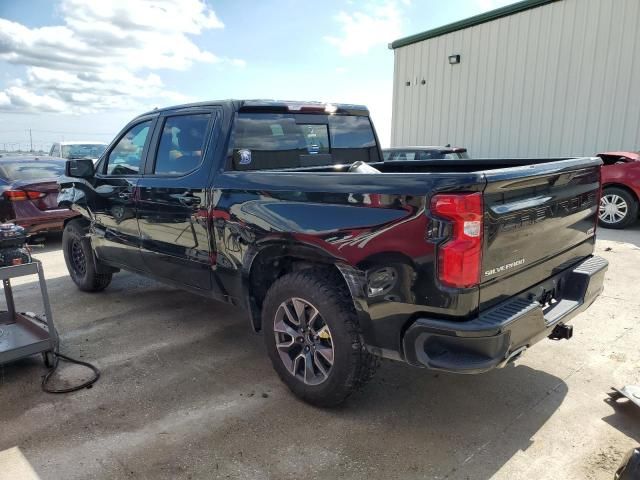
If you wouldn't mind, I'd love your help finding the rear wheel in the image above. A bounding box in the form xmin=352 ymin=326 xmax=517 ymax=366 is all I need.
xmin=62 ymin=220 xmax=112 ymax=292
xmin=599 ymin=187 xmax=638 ymax=229
xmin=262 ymin=269 xmax=378 ymax=407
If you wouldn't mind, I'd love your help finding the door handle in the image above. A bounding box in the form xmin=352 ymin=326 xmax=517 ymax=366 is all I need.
xmin=118 ymin=192 xmax=130 ymax=200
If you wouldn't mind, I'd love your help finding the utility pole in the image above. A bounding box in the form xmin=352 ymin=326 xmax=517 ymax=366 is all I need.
xmin=29 ymin=129 xmax=33 ymax=152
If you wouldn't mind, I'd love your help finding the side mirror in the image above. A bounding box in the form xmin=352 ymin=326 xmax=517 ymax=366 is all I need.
xmin=65 ymin=158 xmax=95 ymax=179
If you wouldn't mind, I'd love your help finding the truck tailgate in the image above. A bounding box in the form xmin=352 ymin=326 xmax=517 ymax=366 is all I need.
xmin=480 ymin=158 xmax=602 ymax=310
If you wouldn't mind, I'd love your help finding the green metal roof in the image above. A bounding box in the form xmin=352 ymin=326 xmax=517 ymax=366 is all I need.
xmin=389 ymin=0 xmax=561 ymax=49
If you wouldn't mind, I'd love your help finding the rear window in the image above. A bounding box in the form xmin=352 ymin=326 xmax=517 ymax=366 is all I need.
xmin=0 ymin=161 xmax=65 ymax=181
xmin=230 ymin=113 xmax=379 ymax=170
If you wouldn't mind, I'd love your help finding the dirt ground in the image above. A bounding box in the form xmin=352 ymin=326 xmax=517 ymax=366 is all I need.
xmin=0 ymin=225 xmax=639 ymax=480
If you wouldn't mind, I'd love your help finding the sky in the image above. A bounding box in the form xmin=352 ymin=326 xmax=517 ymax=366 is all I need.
xmin=0 ymin=0 xmax=515 ymax=151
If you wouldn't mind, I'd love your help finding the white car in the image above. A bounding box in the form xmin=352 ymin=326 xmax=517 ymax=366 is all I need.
xmin=49 ymin=141 xmax=107 ymax=162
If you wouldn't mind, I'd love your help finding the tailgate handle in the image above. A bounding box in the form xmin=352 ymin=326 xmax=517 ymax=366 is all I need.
xmin=490 ymin=195 xmax=552 ymax=214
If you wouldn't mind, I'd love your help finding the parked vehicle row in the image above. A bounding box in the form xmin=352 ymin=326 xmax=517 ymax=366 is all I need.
xmin=597 ymin=151 xmax=640 ymax=229
xmin=383 ymin=147 xmax=640 ymax=230
xmin=58 ymin=99 xmax=607 ymax=406
xmin=49 ymin=141 xmax=107 ymax=163
xmin=0 ymin=156 xmax=77 ymax=236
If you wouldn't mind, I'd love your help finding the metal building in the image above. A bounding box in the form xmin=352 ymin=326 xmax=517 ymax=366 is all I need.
xmin=389 ymin=0 xmax=640 ymax=157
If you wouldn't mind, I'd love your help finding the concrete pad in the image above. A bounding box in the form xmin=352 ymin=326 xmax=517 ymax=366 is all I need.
xmin=0 ymin=225 xmax=639 ymax=479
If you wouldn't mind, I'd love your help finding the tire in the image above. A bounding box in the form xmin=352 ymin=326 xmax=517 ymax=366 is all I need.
xmin=599 ymin=187 xmax=638 ymax=229
xmin=262 ymin=269 xmax=378 ymax=407
xmin=62 ymin=220 xmax=113 ymax=292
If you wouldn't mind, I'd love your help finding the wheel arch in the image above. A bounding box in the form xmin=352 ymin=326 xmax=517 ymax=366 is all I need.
xmin=244 ymin=243 xmax=371 ymax=336
xmin=602 ymin=183 xmax=640 ymax=204
xmin=62 ymin=215 xmax=117 ymax=275
xmin=63 ymin=214 xmax=88 ymax=231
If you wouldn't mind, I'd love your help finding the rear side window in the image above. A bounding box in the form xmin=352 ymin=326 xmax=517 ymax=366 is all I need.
xmin=230 ymin=113 xmax=379 ymax=170
xmin=154 ymin=114 xmax=210 ymax=175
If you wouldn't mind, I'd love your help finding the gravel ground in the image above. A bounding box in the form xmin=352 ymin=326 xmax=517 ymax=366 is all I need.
xmin=0 ymin=225 xmax=639 ymax=480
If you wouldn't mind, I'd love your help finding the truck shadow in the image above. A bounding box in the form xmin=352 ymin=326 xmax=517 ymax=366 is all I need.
xmin=340 ymin=360 xmax=567 ymax=479
xmin=0 ymin=272 xmax=568 ymax=480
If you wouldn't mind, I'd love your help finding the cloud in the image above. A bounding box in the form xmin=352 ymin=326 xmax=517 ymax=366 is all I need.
xmin=324 ymin=0 xmax=408 ymax=56
xmin=0 ymin=0 xmax=243 ymax=113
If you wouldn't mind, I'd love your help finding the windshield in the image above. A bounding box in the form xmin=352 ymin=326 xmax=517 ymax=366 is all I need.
xmin=61 ymin=144 xmax=106 ymax=159
xmin=0 ymin=161 xmax=65 ymax=181
xmin=231 ymin=113 xmax=380 ymax=170
xmin=444 ymin=151 xmax=470 ymax=159
xmin=385 ymin=150 xmax=469 ymax=160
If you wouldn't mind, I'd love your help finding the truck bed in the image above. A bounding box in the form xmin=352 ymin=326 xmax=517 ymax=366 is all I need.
xmin=219 ymin=155 xmax=601 ymax=343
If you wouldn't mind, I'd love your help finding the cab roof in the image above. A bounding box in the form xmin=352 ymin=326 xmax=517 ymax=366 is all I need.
xmin=138 ymin=100 xmax=370 ymax=118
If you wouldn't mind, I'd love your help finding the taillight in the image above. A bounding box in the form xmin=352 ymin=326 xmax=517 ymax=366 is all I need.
xmin=3 ymin=190 xmax=46 ymax=201
xmin=430 ymin=192 xmax=483 ymax=288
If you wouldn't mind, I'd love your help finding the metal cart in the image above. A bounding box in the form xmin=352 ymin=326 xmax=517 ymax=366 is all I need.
xmin=0 ymin=261 xmax=58 ymax=367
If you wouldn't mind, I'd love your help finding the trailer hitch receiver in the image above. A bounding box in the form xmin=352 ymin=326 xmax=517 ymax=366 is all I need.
xmin=549 ymin=323 xmax=573 ymax=340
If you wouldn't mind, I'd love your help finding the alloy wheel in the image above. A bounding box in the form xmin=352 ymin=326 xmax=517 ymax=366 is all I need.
xmin=273 ymin=297 xmax=334 ymax=386
xmin=599 ymin=194 xmax=628 ymax=224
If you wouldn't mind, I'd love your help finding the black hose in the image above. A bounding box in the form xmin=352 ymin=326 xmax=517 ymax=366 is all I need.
xmin=42 ymin=352 xmax=100 ymax=394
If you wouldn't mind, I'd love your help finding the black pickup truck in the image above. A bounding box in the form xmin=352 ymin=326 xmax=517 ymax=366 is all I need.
xmin=59 ymin=100 xmax=607 ymax=406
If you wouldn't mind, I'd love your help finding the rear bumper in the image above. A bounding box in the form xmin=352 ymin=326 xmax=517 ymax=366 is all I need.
xmin=402 ymin=255 xmax=608 ymax=373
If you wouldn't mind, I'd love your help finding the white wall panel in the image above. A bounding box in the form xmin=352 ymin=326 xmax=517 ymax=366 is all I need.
xmin=390 ymin=0 xmax=640 ymax=157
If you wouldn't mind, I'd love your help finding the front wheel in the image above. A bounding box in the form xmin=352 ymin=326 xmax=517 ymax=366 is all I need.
xmin=62 ymin=220 xmax=112 ymax=292
xmin=599 ymin=187 xmax=638 ymax=229
xmin=262 ymin=269 xmax=378 ymax=407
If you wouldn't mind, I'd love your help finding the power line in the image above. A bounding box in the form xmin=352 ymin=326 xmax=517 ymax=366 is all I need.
xmin=0 ymin=129 xmax=114 ymax=135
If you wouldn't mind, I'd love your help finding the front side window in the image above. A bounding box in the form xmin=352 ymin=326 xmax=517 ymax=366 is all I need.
xmin=154 ymin=114 xmax=210 ymax=175
xmin=231 ymin=113 xmax=379 ymax=170
xmin=106 ymin=120 xmax=152 ymax=175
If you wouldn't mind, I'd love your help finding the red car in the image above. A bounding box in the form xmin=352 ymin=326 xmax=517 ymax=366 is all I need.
xmin=0 ymin=156 xmax=77 ymax=236
xmin=598 ymin=151 xmax=640 ymax=229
